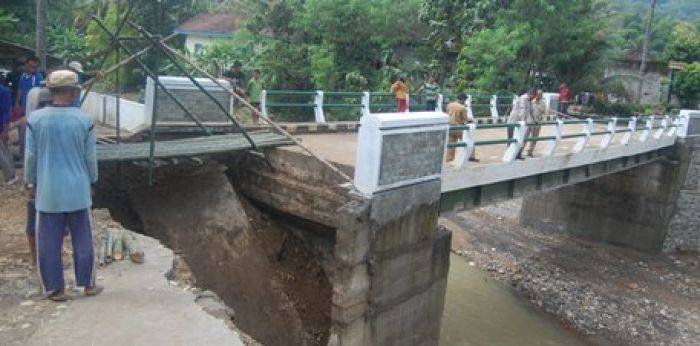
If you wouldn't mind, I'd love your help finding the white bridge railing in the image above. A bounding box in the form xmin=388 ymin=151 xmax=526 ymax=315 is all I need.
xmin=441 ymin=111 xmax=696 ymax=193
xmin=261 ymin=90 xmax=534 ymax=123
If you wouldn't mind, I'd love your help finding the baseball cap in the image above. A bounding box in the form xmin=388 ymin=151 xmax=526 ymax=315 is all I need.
xmin=68 ymin=61 xmax=84 ymax=73
xmin=45 ymin=70 xmax=79 ymax=89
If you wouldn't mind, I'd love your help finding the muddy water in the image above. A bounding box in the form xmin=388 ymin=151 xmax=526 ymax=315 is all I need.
xmin=440 ymin=254 xmax=587 ymax=345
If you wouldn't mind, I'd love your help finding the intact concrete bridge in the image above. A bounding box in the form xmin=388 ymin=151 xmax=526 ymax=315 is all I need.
xmin=84 ymin=78 xmax=700 ymax=345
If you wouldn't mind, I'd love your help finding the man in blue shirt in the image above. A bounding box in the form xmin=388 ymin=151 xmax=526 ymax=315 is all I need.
xmin=0 ymin=74 xmax=17 ymax=185
xmin=25 ymin=70 xmax=101 ymax=301
xmin=15 ymin=56 xmax=44 ymax=160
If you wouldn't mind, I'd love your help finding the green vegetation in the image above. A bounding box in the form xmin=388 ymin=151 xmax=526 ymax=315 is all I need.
xmin=1 ymin=0 xmax=698 ymax=111
xmin=675 ymin=63 xmax=700 ymax=108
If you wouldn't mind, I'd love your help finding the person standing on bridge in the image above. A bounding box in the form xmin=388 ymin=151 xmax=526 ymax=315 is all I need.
xmin=24 ymin=70 xmax=101 ymax=301
xmin=446 ymin=93 xmax=477 ymax=163
xmin=390 ymin=77 xmax=409 ymax=112
xmin=224 ymin=61 xmax=247 ymax=114
xmin=247 ymin=69 xmax=263 ymax=124
xmin=224 ymin=61 xmax=246 ymax=95
xmin=418 ymin=76 xmax=440 ymax=111
xmin=558 ymin=82 xmax=570 ymax=116
xmin=525 ymin=89 xmax=547 ymax=157
xmin=508 ymin=88 xmax=536 ymax=159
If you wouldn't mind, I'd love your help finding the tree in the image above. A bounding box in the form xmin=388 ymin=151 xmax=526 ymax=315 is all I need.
xmin=418 ymin=0 xmax=503 ymax=79
xmin=636 ymin=0 xmax=657 ymax=102
xmin=49 ymin=26 xmax=89 ymax=62
xmin=674 ymin=63 xmax=700 ymax=108
xmin=456 ymin=0 xmax=609 ymax=92
xmin=36 ymin=0 xmax=48 ymax=70
xmin=665 ymin=22 xmax=700 ymax=63
xmin=0 ymin=9 xmax=20 ymax=42
xmin=85 ymin=1 xmax=139 ymax=89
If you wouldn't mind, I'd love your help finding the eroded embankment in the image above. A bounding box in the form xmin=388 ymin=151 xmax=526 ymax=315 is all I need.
xmin=95 ymin=161 xmax=333 ymax=345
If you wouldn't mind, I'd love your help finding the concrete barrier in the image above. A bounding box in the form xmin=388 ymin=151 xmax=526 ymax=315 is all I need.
xmin=81 ymin=92 xmax=147 ymax=132
xmin=354 ymin=111 xmax=448 ymax=195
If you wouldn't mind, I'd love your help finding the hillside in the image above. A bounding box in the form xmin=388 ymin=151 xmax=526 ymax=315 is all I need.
xmin=612 ymin=0 xmax=700 ymax=21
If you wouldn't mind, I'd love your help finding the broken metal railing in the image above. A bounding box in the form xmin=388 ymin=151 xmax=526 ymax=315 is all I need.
xmin=82 ymin=0 xmax=354 ymax=185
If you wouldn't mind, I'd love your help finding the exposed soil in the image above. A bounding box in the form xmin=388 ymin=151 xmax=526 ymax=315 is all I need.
xmin=240 ymin=197 xmax=333 ymax=345
xmin=96 ymin=162 xmax=332 ymax=345
xmin=442 ymin=200 xmax=700 ymax=345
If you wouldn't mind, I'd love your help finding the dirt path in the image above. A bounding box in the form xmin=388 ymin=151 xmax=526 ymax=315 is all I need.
xmin=442 ymin=200 xmax=700 ymax=345
xmin=0 ymin=182 xmax=252 ymax=345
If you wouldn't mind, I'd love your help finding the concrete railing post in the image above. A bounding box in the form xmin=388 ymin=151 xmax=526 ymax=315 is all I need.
xmin=260 ymin=89 xmax=268 ymax=117
xmin=102 ymin=95 xmax=107 ymax=124
xmin=677 ymin=110 xmax=697 ymax=138
xmin=405 ymin=93 xmax=411 ymax=113
xmin=600 ymin=117 xmax=617 ymax=149
xmin=361 ymin=91 xmax=371 ymax=117
xmin=466 ymin=94 xmax=474 ymax=121
xmin=654 ymin=115 xmax=666 ymax=139
xmin=545 ymin=119 xmax=564 ymax=156
xmin=436 ymin=94 xmax=444 ymax=113
xmin=639 ymin=117 xmax=653 ymax=142
xmin=670 ymin=115 xmax=682 ymax=137
xmin=504 ymin=121 xmax=526 ymax=161
xmin=621 ymin=116 xmax=637 ymax=145
xmin=663 ymin=115 xmax=674 ymax=137
xmin=490 ymin=95 xmax=499 ymax=120
xmin=574 ymin=118 xmax=594 ymax=152
xmin=314 ymin=90 xmax=326 ymax=123
xmin=454 ymin=124 xmax=476 ymax=169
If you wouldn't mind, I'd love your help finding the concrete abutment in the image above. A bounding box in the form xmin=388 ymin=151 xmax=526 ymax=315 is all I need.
xmin=94 ymin=141 xmax=450 ymax=345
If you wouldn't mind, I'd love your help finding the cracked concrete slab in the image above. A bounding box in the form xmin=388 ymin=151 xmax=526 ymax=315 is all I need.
xmin=25 ymin=233 xmax=244 ymax=346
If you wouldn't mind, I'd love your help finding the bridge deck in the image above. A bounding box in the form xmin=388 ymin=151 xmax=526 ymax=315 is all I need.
xmin=97 ymin=130 xmax=293 ymax=162
xmin=292 ymin=124 xmax=613 ymax=169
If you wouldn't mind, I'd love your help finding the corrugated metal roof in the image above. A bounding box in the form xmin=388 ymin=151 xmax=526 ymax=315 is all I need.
xmin=174 ymin=13 xmax=238 ymax=36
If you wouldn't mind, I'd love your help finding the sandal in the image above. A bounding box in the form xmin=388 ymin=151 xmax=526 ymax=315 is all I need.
xmin=48 ymin=290 xmax=72 ymax=302
xmin=84 ymin=285 xmax=104 ymax=297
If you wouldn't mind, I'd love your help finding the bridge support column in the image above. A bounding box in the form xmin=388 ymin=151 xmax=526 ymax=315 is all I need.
xmin=521 ymin=110 xmax=700 ymax=253
xmin=339 ymin=111 xmax=450 ymax=345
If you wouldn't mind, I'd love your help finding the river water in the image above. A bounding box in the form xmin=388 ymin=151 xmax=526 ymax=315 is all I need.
xmin=440 ymin=254 xmax=587 ymax=345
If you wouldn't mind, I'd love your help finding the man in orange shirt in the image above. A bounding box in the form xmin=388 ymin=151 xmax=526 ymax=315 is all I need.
xmin=446 ymin=93 xmax=477 ymax=162
xmin=390 ymin=77 xmax=409 ymax=112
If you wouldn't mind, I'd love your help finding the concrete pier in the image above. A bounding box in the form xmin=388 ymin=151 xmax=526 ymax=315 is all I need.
xmin=521 ymin=112 xmax=700 ymax=253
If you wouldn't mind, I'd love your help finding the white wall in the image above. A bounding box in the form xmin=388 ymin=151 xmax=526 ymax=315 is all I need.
xmin=81 ymin=92 xmax=147 ymax=133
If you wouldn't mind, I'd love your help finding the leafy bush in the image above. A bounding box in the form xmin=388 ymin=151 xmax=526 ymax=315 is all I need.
xmin=675 ymin=62 xmax=700 ymax=108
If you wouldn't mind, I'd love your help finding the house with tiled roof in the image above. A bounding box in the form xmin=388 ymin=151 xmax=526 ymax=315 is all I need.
xmin=174 ymin=13 xmax=239 ymax=55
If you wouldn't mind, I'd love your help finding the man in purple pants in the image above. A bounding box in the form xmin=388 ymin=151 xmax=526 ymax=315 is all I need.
xmin=24 ymin=70 xmax=102 ymax=301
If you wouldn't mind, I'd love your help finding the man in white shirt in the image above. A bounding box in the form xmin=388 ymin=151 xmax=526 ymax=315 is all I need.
xmin=507 ymin=89 xmax=536 ymax=159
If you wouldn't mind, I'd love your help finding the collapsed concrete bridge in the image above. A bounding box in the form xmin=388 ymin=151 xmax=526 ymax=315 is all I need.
xmin=84 ymin=79 xmax=699 ymax=345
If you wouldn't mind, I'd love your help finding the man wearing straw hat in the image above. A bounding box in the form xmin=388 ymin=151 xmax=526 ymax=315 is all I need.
xmin=24 ymin=69 xmax=101 ymax=301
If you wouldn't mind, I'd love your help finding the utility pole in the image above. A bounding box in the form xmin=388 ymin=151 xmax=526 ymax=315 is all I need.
xmin=36 ymin=0 xmax=48 ymax=71
xmin=636 ymin=0 xmax=657 ymax=103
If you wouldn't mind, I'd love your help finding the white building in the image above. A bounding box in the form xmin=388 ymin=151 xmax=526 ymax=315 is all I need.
xmin=174 ymin=13 xmax=238 ymax=55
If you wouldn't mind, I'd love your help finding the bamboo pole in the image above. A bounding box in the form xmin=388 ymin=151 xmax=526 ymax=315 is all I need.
xmin=80 ymin=1 xmax=135 ymax=106
xmin=128 ymin=22 xmax=257 ymax=150
xmin=83 ymin=34 xmax=177 ymax=89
